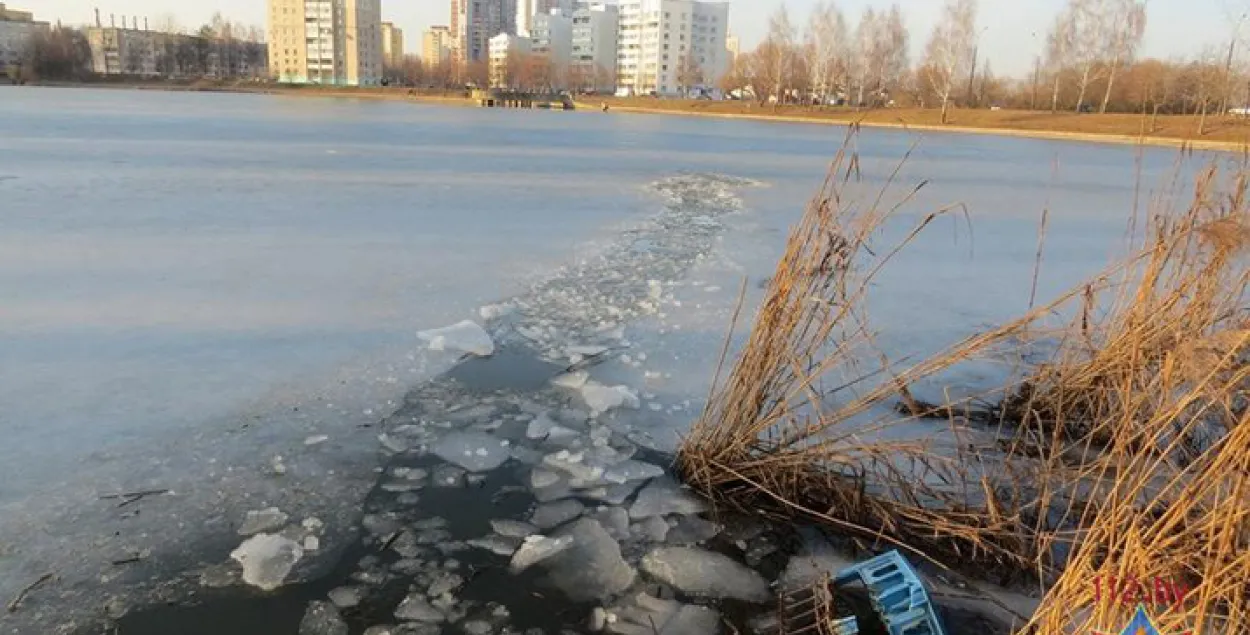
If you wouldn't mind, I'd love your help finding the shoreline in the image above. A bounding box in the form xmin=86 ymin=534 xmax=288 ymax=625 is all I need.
xmin=20 ymin=79 xmax=1245 ymax=153
xmin=584 ymin=101 xmax=1247 ymax=153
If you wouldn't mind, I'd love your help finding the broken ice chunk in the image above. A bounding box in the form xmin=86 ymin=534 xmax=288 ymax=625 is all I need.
xmin=239 ymin=508 xmax=289 ymax=536
xmin=602 ymin=460 xmax=664 ymax=485
xmin=666 ymin=516 xmax=721 ymax=545
xmin=509 ymin=534 xmax=575 ymax=573
xmin=417 ymin=320 xmax=495 ymax=357
xmin=529 ymin=499 xmax=585 ymax=530
xmin=607 ymin=593 xmax=721 ymax=635
xmin=580 ymin=382 xmax=641 ymax=416
xmin=551 ymin=371 xmax=591 ymax=389
xmin=231 ymin=533 xmax=304 ymax=591
xmin=640 ymin=547 xmax=771 ymax=603
xmin=530 ymin=468 xmax=561 ymax=489
xmin=490 ymin=519 xmax=538 ymax=539
xmin=629 ymin=478 xmax=708 ymax=519
xmin=635 ymin=516 xmax=670 ymax=542
xmin=426 ymin=572 xmax=464 ymax=597
xmin=467 ymin=535 xmax=522 ymax=557
xmin=543 ymin=519 xmax=636 ymax=601
xmin=526 ymin=413 xmax=558 ymax=439
xmin=300 ymin=601 xmax=348 ymax=635
xmin=432 ymin=431 xmax=510 ymax=472
xmin=394 ymin=592 xmax=446 ymax=623
xmin=588 ymin=506 xmax=632 ymax=541
xmin=432 ymin=464 xmax=467 ymax=487
xmin=328 ymin=586 xmax=364 ymax=609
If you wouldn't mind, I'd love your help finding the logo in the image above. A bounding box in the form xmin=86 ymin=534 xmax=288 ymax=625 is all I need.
xmin=1091 ymin=604 xmax=1194 ymax=635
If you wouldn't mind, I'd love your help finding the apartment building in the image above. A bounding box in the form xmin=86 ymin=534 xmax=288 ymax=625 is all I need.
xmin=85 ymin=13 xmax=266 ymax=78
xmin=615 ymin=0 xmax=728 ymax=96
xmin=516 ymin=0 xmax=572 ymax=37
xmin=570 ymin=2 xmax=617 ymax=93
xmin=381 ymin=21 xmax=403 ymax=68
xmin=487 ymin=32 xmax=529 ymax=87
xmin=422 ymin=26 xmax=452 ymax=66
xmin=725 ymin=32 xmax=738 ymax=62
xmin=0 ymin=3 xmax=48 ymax=73
xmin=451 ymin=0 xmax=515 ymax=64
xmin=528 ymin=10 xmax=572 ymax=87
xmin=268 ymin=0 xmax=383 ymax=85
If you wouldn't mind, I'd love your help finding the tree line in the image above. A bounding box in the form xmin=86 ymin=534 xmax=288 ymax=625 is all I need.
xmin=723 ymin=0 xmax=1245 ymax=125
xmin=11 ymin=14 xmax=265 ymax=83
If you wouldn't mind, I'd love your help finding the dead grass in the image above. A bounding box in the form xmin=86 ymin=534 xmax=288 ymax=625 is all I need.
xmin=676 ymin=126 xmax=1250 ymax=633
xmin=595 ymin=97 xmax=1250 ymax=148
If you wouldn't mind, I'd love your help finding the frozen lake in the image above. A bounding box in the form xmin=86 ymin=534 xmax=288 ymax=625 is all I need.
xmin=0 ymin=86 xmax=1213 ymax=632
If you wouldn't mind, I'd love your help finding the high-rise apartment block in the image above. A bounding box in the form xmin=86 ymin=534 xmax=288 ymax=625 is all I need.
xmin=615 ymin=0 xmax=727 ymax=96
xmin=381 ymin=21 xmax=404 ymax=68
xmin=0 ymin=3 xmax=48 ymax=73
xmin=423 ymin=26 xmax=452 ymax=66
xmin=268 ymin=0 xmax=383 ymax=86
xmin=451 ymin=0 xmax=516 ymax=64
xmin=528 ymin=10 xmax=572 ymax=84
xmin=516 ymin=0 xmax=572 ymax=37
xmin=570 ymin=2 xmax=617 ymax=93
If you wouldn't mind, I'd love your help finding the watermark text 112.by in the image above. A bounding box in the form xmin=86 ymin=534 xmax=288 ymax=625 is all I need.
xmin=1092 ymin=575 xmax=1191 ymax=612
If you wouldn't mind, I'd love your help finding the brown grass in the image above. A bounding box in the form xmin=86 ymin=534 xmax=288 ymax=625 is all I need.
xmin=676 ymin=127 xmax=1250 ymax=632
xmin=593 ymin=97 xmax=1250 ymax=149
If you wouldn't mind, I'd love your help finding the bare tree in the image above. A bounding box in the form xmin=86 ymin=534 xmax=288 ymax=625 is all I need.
xmin=849 ymin=8 xmax=877 ymax=106
xmin=1098 ymin=0 xmax=1147 ymax=113
xmin=1044 ymin=10 xmax=1075 ymax=112
xmin=876 ymin=5 xmax=910 ymax=100
xmin=676 ymin=49 xmax=704 ymax=95
xmin=763 ymin=5 xmax=798 ymax=105
xmin=923 ymin=0 xmax=978 ymax=123
xmin=850 ymin=5 xmax=908 ymax=107
xmin=804 ymin=1 xmax=847 ymax=105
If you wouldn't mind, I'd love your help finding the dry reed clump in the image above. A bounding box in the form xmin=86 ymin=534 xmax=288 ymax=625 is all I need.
xmin=676 ymin=128 xmax=1250 ymax=631
xmin=1000 ymin=165 xmax=1250 ymax=463
xmin=676 ymin=128 xmax=1069 ymax=581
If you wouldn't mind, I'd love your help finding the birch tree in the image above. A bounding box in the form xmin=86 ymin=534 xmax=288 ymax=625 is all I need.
xmin=922 ymin=0 xmax=978 ymax=123
xmin=765 ymin=5 xmax=798 ymax=104
xmin=850 ymin=8 xmax=878 ymax=106
xmin=1098 ymin=0 xmax=1147 ymax=113
xmin=877 ymin=5 xmax=910 ymax=98
xmin=804 ymin=1 xmax=847 ymax=104
xmin=1045 ymin=11 xmax=1075 ymax=112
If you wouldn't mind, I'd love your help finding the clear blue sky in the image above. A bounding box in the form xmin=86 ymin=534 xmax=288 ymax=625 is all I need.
xmin=32 ymin=0 xmax=1249 ymax=76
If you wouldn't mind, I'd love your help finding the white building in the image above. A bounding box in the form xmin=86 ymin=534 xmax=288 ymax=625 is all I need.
xmin=529 ymin=10 xmax=572 ymax=87
xmin=268 ymin=0 xmax=383 ymax=86
xmin=570 ymin=2 xmax=617 ymax=93
xmin=615 ymin=0 xmax=728 ymax=96
xmin=488 ymin=32 xmax=531 ymax=87
xmin=0 ymin=3 xmax=48 ymax=73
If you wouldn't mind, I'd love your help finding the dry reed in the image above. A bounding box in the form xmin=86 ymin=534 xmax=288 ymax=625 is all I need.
xmin=676 ymin=129 xmax=1250 ymax=631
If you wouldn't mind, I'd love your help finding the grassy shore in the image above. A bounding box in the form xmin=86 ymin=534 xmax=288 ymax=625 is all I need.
xmin=25 ymin=79 xmax=1247 ymax=151
xmin=587 ymin=96 xmax=1248 ymax=152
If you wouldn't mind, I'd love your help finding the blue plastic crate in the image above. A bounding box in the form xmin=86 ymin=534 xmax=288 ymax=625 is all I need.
xmin=832 ymin=550 xmax=948 ymax=635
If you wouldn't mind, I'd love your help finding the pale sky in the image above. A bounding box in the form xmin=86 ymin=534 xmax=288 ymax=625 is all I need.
xmin=28 ymin=0 xmax=1249 ymax=76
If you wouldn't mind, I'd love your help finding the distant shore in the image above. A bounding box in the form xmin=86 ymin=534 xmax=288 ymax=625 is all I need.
xmin=584 ymin=97 xmax=1248 ymax=153
xmin=22 ymin=80 xmax=1246 ymax=152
